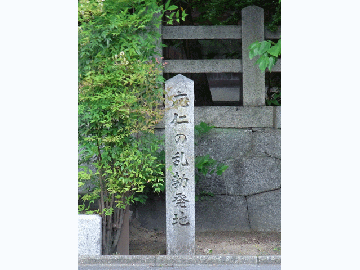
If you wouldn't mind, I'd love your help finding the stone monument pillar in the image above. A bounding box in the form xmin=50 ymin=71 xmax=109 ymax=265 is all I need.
xmin=165 ymin=74 xmax=195 ymax=255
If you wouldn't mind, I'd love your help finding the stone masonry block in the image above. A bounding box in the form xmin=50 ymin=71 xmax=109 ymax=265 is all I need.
xmin=195 ymin=106 xmax=273 ymax=128
xmin=253 ymin=129 xmax=281 ymax=159
xmin=222 ymin=159 xmax=245 ymax=196
xmin=247 ymin=189 xmax=281 ymax=232
xmin=195 ymin=128 xmax=252 ymax=161
xmin=78 ymin=215 xmax=102 ymax=255
xmin=239 ymin=157 xmax=281 ymax=196
xmin=196 ymin=195 xmax=251 ymax=232
xmin=195 ymin=165 xmax=227 ymax=196
xmin=134 ymin=195 xmax=251 ymax=232
xmin=156 ymin=106 xmax=274 ymax=129
xmin=274 ymin=106 xmax=281 ymax=129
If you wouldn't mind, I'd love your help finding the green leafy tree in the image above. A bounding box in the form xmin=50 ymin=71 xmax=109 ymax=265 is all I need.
xmin=78 ymin=0 xmax=179 ymax=254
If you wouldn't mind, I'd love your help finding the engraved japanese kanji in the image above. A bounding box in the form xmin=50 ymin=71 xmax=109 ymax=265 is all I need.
xmin=175 ymin=134 xmax=187 ymax=144
xmin=172 ymin=151 xmax=189 ymax=166
xmin=171 ymin=172 xmax=189 ymax=188
xmin=170 ymin=113 xmax=189 ymax=124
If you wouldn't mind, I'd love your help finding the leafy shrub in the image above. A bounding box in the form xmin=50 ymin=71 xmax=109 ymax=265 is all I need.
xmin=78 ymin=0 xmax=177 ymax=254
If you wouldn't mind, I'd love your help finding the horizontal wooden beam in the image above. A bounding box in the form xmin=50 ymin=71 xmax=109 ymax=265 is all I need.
xmin=162 ymin=26 xmax=281 ymax=40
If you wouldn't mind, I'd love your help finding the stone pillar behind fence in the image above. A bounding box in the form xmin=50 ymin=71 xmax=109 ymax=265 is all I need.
xmin=165 ymin=74 xmax=195 ymax=255
xmin=242 ymin=6 xmax=265 ymax=106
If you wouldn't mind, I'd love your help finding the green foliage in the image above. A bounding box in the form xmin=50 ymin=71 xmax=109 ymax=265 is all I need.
xmin=266 ymin=91 xmax=281 ymax=106
xmin=78 ymin=0 xmax=182 ymax=254
xmin=195 ymin=121 xmax=215 ymax=142
xmin=249 ymin=39 xmax=281 ymax=72
xmin=164 ymin=0 xmax=188 ymax=24
xmin=189 ymin=0 xmax=280 ymax=28
xmin=248 ymin=0 xmax=281 ymax=73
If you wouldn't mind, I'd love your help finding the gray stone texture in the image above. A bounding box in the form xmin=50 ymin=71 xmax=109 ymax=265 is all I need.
xmin=253 ymin=129 xmax=281 ymax=159
xmin=165 ymin=74 xmax=195 ymax=255
xmin=247 ymin=189 xmax=281 ymax=232
xmin=138 ymin=125 xmax=281 ymax=232
xmin=134 ymin=195 xmax=251 ymax=232
xmin=274 ymin=106 xmax=281 ymax=129
xmin=164 ymin=59 xmax=242 ymax=73
xmin=78 ymin=255 xmax=267 ymax=266
xmin=156 ymin=106 xmax=275 ymax=129
xmin=210 ymin=87 xmax=240 ymax=102
xmin=161 ymin=25 xmax=280 ymax=40
xmin=195 ymin=128 xmax=252 ymax=161
xmin=195 ymin=106 xmax=273 ymax=128
xmin=240 ymin=157 xmax=281 ymax=196
xmin=78 ymin=215 xmax=102 ymax=255
xmin=242 ymin=6 xmax=265 ymax=106
xmin=196 ymin=195 xmax=251 ymax=232
xmin=162 ymin=25 xmax=242 ymax=40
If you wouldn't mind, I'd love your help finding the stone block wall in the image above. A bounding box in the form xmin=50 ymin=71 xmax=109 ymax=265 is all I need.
xmin=132 ymin=106 xmax=281 ymax=232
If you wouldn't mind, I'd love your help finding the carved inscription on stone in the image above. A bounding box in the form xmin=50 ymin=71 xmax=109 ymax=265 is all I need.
xmin=172 ymin=151 xmax=189 ymax=166
xmin=172 ymin=172 xmax=189 ymax=188
xmin=165 ymin=74 xmax=195 ymax=255
xmin=172 ymin=211 xmax=190 ymax=226
xmin=171 ymin=113 xmax=189 ymax=124
xmin=173 ymin=92 xmax=190 ymax=107
xmin=175 ymin=134 xmax=187 ymax=144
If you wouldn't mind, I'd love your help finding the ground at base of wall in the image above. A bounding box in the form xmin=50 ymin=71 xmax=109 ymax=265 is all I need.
xmin=129 ymin=219 xmax=281 ymax=256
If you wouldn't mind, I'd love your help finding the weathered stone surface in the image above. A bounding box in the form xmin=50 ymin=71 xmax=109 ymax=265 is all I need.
xmin=165 ymin=74 xmax=195 ymax=255
xmin=164 ymin=59 xmax=242 ymax=73
xmin=240 ymin=157 xmax=281 ymax=196
xmin=242 ymin=6 xmax=265 ymax=106
xmin=133 ymin=194 xmax=251 ymax=232
xmin=253 ymin=129 xmax=281 ymax=159
xmin=247 ymin=189 xmax=281 ymax=231
xmin=210 ymin=87 xmax=240 ymax=102
xmin=195 ymin=106 xmax=273 ymax=128
xmin=156 ymin=106 xmax=274 ymax=129
xmin=162 ymin=25 xmax=242 ymax=40
xmin=221 ymin=159 xmax=246 ymax=196
xmin=195 ymin=128 xmax=253 ymax=161
xmin=274 ymin=106 xmax=281 ymax=129
xmin=78 ymin=215 xmax=102 ymax=255
xmin=195 ymin=168 xmax=227 ymax=196
xmin=196 ymin=195 xmax=251 ymax=232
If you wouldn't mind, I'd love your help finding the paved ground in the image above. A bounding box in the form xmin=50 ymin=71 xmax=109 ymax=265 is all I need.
xmin=78 ymin=255 xmax=280 ymax=270
xmin=79 ymin=265 xmax=280 ymax=270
